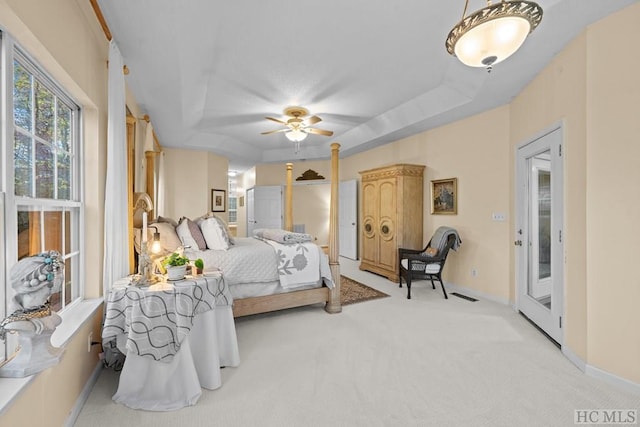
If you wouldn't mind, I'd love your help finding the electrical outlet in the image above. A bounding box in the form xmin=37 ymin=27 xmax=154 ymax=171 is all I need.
xmin=87 ymin=331 xmax=93 ymax=353
xmin=471 ymin=268 xmax=478 ymax=277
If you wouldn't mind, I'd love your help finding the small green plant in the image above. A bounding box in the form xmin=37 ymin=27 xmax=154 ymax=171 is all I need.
xmin=162 ymin=252 xmax=190 ymax=268
xmin=194 ymin=258 xmax=204 ymax=270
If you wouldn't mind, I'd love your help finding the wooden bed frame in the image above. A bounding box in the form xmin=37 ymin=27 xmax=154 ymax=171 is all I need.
xmin=231 ymin=143 xmax=342 ymax=317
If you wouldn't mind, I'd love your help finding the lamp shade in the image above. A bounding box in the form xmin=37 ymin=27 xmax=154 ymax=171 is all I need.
xmin=446 ymin=1 xmax=543 ymax=69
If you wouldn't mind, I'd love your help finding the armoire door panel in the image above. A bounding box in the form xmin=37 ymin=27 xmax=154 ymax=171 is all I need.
xmin=377 ymin=216 xmax=396 ymax=270
xmin=362 ymin=216 xmax=377 ymax=264
xmin=378 ymin=179 xmax=396 ymax=220
xmin=361 ymin=182 xmax=377 ymax=220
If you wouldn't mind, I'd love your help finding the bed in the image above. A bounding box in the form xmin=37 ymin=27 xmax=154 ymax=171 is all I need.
xmin=134 ymin=143 xmax=342 ymax=317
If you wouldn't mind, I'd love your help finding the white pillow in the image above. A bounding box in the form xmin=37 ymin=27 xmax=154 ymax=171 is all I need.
xmin=176 ymin=218 xmax=200 ymax=250
xmin=212 ymin=214 xmax=234 ymax=245
xmin=198 ymin=217 xmax=229 ymax=250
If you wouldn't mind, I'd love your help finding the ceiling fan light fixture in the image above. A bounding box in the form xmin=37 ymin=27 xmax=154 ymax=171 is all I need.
xmin=446 ymin=0 xmax=543 ymax=71
xmin=285 ymin=128 xmax=308 ymax=143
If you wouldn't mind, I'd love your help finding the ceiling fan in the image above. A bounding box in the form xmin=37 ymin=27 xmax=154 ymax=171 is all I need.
xmin=261 ymin=107 xmax=333 ymax=152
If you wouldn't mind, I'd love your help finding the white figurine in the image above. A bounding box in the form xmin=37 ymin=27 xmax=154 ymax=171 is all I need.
xmin=0 ymin=251 xmax=65 ymax=377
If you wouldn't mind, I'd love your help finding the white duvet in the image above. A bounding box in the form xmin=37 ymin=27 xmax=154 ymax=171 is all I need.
xmin=185 ymin=237 xmax=334 ymax=290
xmin=186 ymin=237 xmax=279 ymax=285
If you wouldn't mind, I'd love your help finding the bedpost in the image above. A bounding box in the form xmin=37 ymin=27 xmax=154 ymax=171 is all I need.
xmin=285 ymin=162 xmax=293 ymax=232
xmin=326 ymin=143 xmax=342 ymax=313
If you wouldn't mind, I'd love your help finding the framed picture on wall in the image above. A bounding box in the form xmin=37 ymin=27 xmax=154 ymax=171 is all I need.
xmin=431 ymin=178 xmax=457 ymax=215
xmin=211 ymin=189 xmax=226 ymax=212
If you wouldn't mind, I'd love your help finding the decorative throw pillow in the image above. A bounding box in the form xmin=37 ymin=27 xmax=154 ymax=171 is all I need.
xmin=148 ymin=222 xmax=181 ymax=255
xmin=176 ymin=217 xmax=207 ymax=250
xmin=198 ymin=217 xmax=229 ymax=250
xmin=157 ymin=215 xmax=178 ymax=228
xmin=133 ymin=222 xmax=181 ymax=256
xmin=213 ymin=214 xmax=235 ymax=245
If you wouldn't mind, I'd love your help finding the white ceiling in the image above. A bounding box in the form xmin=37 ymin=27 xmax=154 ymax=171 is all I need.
xmin=97 ymin=0 xmax=637 ymax=172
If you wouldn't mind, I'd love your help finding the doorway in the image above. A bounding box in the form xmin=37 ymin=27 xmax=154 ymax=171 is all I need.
xmin=516 ymin=126 xmax=564 ymax=344
xmin=339 ymin=180 xmax=358 ymax=260
xmin=246 ymin=186 xmax=283 ymax=237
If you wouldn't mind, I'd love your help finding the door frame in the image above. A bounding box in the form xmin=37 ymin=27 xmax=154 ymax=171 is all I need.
xmin=514 ymin=122 xmax=565 ymax=345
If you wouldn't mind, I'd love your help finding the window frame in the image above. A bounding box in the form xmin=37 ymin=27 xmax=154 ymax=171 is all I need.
xmin=228 ymin=178 xmax=237 ymax=224
xmin=1 ymin=33 xmax=85 ymax=361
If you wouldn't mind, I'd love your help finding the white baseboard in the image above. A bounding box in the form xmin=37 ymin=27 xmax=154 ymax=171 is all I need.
xmin=562 ymin=345 xmax=586 ymax=372
xmin=64 ymin=361 xmax=103 ymax=427
xmin=444 ymin=282 xmax=510 ymax=306
xmin=585 ymin=364 xmax=640 ymax=395
xmin=562 ymin=344 xmax=639 ymax=395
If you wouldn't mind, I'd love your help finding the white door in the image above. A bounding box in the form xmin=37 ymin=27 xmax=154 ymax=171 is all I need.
xmin=339 ymin=180 xmax=358 ymax=259
xmin=516 ymin=127 xmax=564 ymax=344
xmin=246 ymin=186 xmax=283 ymax=236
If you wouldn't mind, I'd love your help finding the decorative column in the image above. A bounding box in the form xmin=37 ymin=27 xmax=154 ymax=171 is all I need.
xmin=285 ymin=162 xmax=293 ymax=231
xmin=326 ymin=143 xmax=342 ymax=313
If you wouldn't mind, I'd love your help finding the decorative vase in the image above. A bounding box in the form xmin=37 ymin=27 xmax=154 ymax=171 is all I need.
xmin=166 ymin=265 xmax=187 ymax=281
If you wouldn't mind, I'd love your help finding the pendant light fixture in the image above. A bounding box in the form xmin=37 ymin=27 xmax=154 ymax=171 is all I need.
xmin=446 ymin=0 xmax=543 ymax=72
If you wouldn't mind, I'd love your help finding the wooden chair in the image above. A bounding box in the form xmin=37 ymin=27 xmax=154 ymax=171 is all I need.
xmin=398 ymin=233 xmax=458 ymax=299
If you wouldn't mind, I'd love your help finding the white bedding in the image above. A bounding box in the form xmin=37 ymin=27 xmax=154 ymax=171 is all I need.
xmin=185 ymin=237 xmax=334 ymax=298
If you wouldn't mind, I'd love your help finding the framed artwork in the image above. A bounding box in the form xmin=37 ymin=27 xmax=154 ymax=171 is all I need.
xmin=211 ymin=189 xmax=226 ymax=212
xmin=431 ymin=178 xmax=457 ymax=215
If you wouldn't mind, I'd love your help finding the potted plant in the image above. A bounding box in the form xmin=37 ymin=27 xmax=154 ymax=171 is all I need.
xmin=193 ymin=258 xmax=204 ymax=275
xmin=162 ymin=252 xmax=190 ymax=281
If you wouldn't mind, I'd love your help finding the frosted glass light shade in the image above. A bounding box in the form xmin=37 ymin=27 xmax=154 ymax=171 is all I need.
xmin=286 ymin=129 xmax=307 ymax=142
xmin=455 ymin=16 xmax=530 ymax=67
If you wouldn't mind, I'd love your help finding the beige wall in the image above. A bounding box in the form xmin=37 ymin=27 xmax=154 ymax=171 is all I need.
xmin=585 ymin=4 xmax=640 ymax=384
xmin=162 ymin=147 xmax=229 ymax=222
xmin=0 ymin=0 xmax=109 ymax=424
xmin=207 ymin=153 xmax=230 ymax=224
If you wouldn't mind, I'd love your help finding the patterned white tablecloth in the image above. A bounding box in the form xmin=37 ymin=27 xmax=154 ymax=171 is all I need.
xmin=103 ymin=273 xmax=232 ymax=362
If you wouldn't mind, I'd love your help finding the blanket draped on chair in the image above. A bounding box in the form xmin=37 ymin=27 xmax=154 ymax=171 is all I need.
xmin=431 ymin=226 xmax=462 ymax=252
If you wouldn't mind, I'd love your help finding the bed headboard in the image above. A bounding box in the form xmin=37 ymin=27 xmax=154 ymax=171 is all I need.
xmin=132 ymin=192 xmax=153 ymax=228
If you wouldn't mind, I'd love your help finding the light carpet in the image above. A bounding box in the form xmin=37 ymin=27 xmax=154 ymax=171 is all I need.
xmin=73 ymin=258 xmax=640 ymax=427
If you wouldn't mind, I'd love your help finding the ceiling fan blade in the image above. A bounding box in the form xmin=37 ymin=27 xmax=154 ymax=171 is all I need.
xmin=306 ymin=127 xmax=334 ymax=136
xmin=306 ymin=115 xmax=322 ymax=125
xmin=265 ymin=116 xmax=287 ymax=125
xmin=261 ymin=128 xmax=288 ymax=135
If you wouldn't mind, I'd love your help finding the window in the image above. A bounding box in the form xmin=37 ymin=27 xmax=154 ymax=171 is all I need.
xmin=2 ymin=39 xmax=83 ymax=361
xmin=228 ymin=178 xmax=237 ymax=224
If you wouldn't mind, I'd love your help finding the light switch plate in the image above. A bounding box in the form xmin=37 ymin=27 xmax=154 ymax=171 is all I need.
xmin=492 ymin=212 xmax=506 ymax=221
